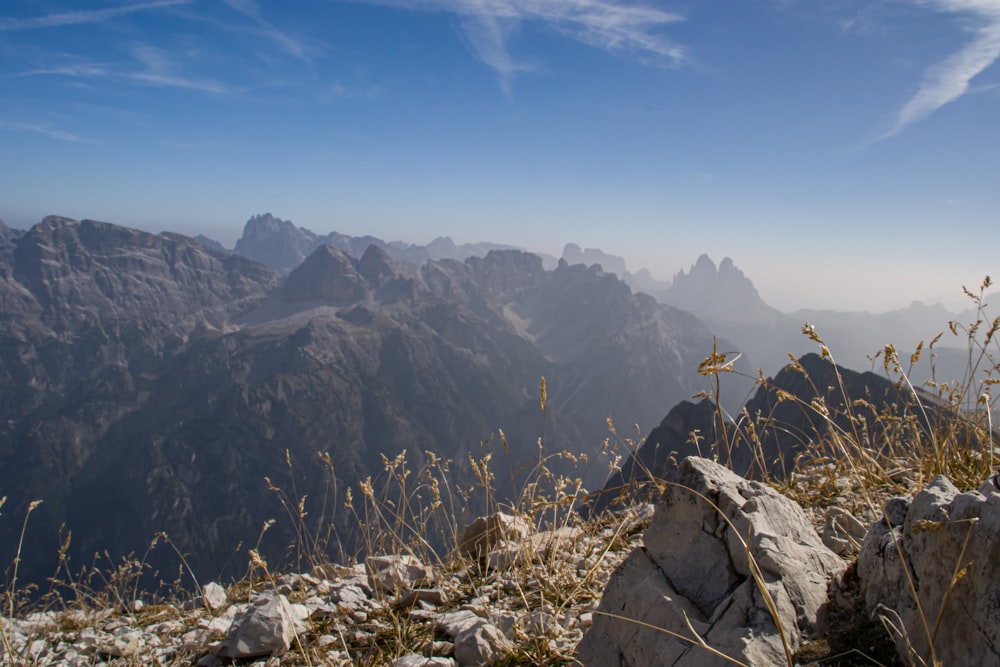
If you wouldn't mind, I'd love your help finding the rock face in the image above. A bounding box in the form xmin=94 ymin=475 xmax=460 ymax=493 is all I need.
xmin=578 ymin=456 xmax=846 ymax=666
xmin=859 ymin=474 xmax=1000 ymax=666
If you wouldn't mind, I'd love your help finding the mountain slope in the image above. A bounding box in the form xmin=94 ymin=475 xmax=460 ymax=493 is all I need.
xmin=1 ymin=217 xmax=729 ymax=589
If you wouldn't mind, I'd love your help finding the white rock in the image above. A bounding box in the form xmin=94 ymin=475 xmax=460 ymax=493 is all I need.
xmin=578 ymin=456 xmax=846 ymax=666
xmin=859 ymin=475 xmax=1000 ymax=666
xmin=435 ymin=609 xmax=483 ymax=639
xmin=202 ymin=581 xmax=228 ymax=613
xmin=215 ymin=593 xmax=308 ymax=659
xmin=366 ymin=555 xmax=433 ymax=593
xmin=393 ymin=654 xmax=457 ymax=667
xmin=454 ymin=620 xmax=511 ymax=667
xmin=822 ymin=506 xmax=868 ymax=557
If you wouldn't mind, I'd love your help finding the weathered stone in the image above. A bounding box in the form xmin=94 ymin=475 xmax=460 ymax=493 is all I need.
xmin=435 ymin=610 xmax=484 ymax=639
xmin=366 ymin=555 xmax=434 ymax=592
xmin=577 ymin=456 xmax=846 ymax=666
xmin=884 ymin=496 xmax=910 ymax=527
xmin=822 ymin=507 xmax=868 ymax=557
xmin=458 ymin=512 xmax=531 ymax=560
xmin=454 ymin=620 xmax=511 ymax=667
xmin=396 ymin=588 xmax=448 ymax=608
xmin=215 ymin=593 xmax=308 ymax=659
xmin=394 ymin=654 xmax=458 ymax=667
xmin=202 ymin=582 xmax=228 ymax=613
xmin=859 ymin=475 xmax=1000 ymax=666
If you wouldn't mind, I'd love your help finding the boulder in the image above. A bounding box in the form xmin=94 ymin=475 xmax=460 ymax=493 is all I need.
xmin=577 ymin=456 xmax=846 ymax=666
xmin=457 ymin=512 xmax=531 ymax=560
xmin=366 ymin=554 xmax=434 ymax=593
xmin=435 ymin=610 xmax=512 ymax=666
xmin=394 ymin=655 xmax=457 ymax=667
xmin=858 ymin=475 xmax=1000 ymax=666
xmin=215 ymin=593 xmax=309 ymax=659
xmin=201 ymin=581 xmax=227 ymax=613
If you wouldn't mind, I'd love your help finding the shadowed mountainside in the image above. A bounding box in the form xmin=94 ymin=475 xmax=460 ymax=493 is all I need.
xmin=0 ymin=216 xmax=733 ymax=589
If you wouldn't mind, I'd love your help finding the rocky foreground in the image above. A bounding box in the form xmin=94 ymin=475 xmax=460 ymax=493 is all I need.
xmin=4 ymin=456 xmax=1000 ymax=666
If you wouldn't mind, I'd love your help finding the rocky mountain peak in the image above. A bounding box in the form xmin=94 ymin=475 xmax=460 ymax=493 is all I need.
xmin=239 ymin=213 xmax=300 ymax=241
xmin=10 ymin=217 xmax=275 ymax=335
xmin=0 ymin=218 xmax=16 ymax=241
xmin=279 ymin=244 xmax=369 ymax=304
xmin=194 ymin=235 xmax=227 ymax=252
xmin=688 ymin=252 xmax=717 ymax=277
xmin=426 ymin=236 xmax=458 ymax=259
xmin=358 ymin=243 xmax=404 ymax=285
xmin=561 ymin=243 xmax=628 ymax=276
xmin=662 ymin=254 xmax=763 ymax=321
xmin=234 ymin=214 xmax=319 ymax=272
xmin=465 ymin=250 xmax=546 ymax=296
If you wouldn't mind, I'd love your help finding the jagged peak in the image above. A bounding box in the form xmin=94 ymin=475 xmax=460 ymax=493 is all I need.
xmin=280 ymin=244 xmax=368 ymax=304
xmin=241 ymin=213 xmax=304 ymax=238
xmin=692 ymin=253 xmax=716 ymax=273
xmin=358 ymin=243 xmax=409 ymax=285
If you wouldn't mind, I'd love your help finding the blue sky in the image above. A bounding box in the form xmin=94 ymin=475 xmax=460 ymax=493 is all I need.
xmin=1 ymin=0 xmax=998 ymax=312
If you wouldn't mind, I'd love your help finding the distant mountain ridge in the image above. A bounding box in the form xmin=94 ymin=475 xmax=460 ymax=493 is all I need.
xmin=232 ymin=213 xmax=529 ymax=274
xmin=655 ymin=254 xmax=978 ymax=383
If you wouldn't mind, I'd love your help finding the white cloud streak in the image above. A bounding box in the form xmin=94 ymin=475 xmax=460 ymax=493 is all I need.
xmin=0 ymin=119 xmax=95 ymax=143
xmin=221 ymin=0 xmax=310 ymax=61
xmin=885 ymin=0 xmax=1000 ymax=137
xmin=0 ymin=0 xmax=191 ymax=31
xmin=355 ymin=0 xmax=685 ymax=93
xmin=21 ymin=49 xmax=232 ymax=95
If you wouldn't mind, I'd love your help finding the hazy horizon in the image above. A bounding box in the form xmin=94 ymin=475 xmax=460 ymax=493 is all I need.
xmin=3 ymin=1 xmax=997 ymax=314
xmin=2 ymin=209 xmax=989 ymax=316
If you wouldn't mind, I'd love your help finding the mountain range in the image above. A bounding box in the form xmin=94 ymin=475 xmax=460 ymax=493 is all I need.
xmin=1 ymin=212 xmax=986 ymax=594
xmin=656 ymin=254 xmax=979 ymax=389
xmin=0 ymin=215 xmax=732 ymax=589
xmin=231 ymin=213 xmax=547 ymax=274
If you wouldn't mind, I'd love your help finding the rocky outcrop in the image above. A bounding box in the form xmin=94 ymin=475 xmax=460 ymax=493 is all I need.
xmin=589 ymin=352 xmax=943 ymax=513
xmin=588 ymin=398 xmax=720 ymax=515
xmin=859 ymin=474 xmax=1000 ymax=666
xmin=233 ymin=213 xmax=321 ymax=271
xmin=279 ymin=244 xmax=371 ymax=304
xmin=578 ymin=456 xmax=846 ymax=666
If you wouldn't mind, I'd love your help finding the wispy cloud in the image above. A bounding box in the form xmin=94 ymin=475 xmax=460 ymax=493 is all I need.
xmin=884 ymin=0 xmax=1000 ymax=138
xmin=221 ymin=0 xmax=310 ymax=61
xmin=354 ymin=0 xmax=686 ymax=93
xmin=0 ymin=119 xmax=95 ymax=143
xmin=21 ymin=47 xmax=233 ymax=95
xmin=0 ymin=0 xmax=191 ymax=31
